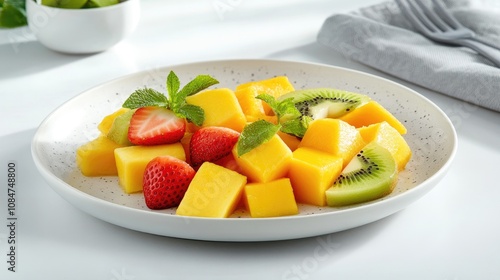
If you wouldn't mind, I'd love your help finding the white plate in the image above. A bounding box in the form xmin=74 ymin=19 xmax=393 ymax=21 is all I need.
xmin=31 ymin=59 xmax=457 ymax=242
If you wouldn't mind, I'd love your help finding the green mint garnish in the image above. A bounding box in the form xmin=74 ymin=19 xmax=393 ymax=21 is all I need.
xmin=178 ymin=74 xmax=220 ymax=98
xmin=236 ymin=120 xmax=281 ymax=156
xmin=257 ymin=93 xmax=308 ymax=137
xmin=280 ymin=116 xmax=311 ymax=138
xmin=122 ymin=88 xmax=169 ymax=109
xmin=166 ymin=71 xmax=181 ymax=101
xmin=236 ymin=93 xmax=309 ymax=157
xmin=122 ymin=71 xmax=219 ymax=126
xmin=256 ymin=94 xmax=301 ymax=123
xmin=176 ymin=104 xmax=205 ymax=127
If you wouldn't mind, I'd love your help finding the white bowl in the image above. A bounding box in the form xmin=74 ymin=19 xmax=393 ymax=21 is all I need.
xmin=26 ymin=0 xmax=140 ymax=54
xmin=31 ymin=59 xmax=457 ymax=242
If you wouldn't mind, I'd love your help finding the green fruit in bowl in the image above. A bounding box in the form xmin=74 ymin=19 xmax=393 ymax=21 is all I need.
xmin=41 ymin=0 xmax=88 ymax=9
xmin=83 ymin=0 xmax=119 ymax=8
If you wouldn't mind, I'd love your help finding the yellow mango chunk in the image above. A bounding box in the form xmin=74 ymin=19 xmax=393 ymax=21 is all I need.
xmin=97 ymin=108 xmax=130 ymax=135
xmin=358 ymin=122 xmax=412 ymax=171
xmin=339 ymin=100 xmax=407 ymax=134
xmin=244 ymin=114 xmax=278 ymax=124
xmin=176 ymin=162 xmax=247 ymax=218
xmin=232 ymin=134 xmax=292 ymax=183
xmin=179 ymin=132 xmax=193 ymax=165
xmin=76 ymin=136 xmax=127 ymax=177
xmin=288 ymin=147 xmax=343 ymax=206
xmin=114 ymin=143 xmax=185 ymax=194
xmin=243 ymin=178 xmax=298 ymax=218
xmin=299 ymin=119 xmax=365 ymax=168
xmin=277 ymin=131 xmax=301 ymax=151
xmin=186 ymin=88 xmax=247 ymax=132
xmin=234 ymin=86 xmax=268 ymax=122
xmin=236 ymin=76 xmax=295 ymax=115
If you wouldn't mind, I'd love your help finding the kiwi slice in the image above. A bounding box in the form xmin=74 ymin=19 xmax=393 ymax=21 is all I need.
xmin=325 ymin=142 xmax=397 ymax=207
xmin=107 ymin=109 xmax=135 ymax=145
xmin=278 ymin=88 xmax=371 ymax=120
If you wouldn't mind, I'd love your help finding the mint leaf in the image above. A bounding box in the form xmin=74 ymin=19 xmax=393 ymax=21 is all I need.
xmin=280 ymin=116 xmax=311 ymax=138
xmin=255 ymin=93 xmax=278 ymax=109
xmin=236 ymin=120 xmax=280 ymax=157
xmin=166 ymin=71 xmax=180 ymax=102
xmin=177 ymin=104 xmax=205 ymax=126
xmin=178 ymin=75 xmax=219 ymax=99
xmin=276 ymin=98 xmax=301 ymax=121
xmin=122 ymin=88 xmax=169 ymax=109
xmin=255 ymin=93 xmax=307 ymax=138
xmin=256 ymin=94 xmax=300 ymax=123
xmin=234 ymin=94 xmax=303 ymax=155
xmin=168 ymin=73 xmax=218 ymax=117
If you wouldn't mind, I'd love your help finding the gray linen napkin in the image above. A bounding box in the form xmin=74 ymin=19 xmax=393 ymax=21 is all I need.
xmin=317 ymin=0 xmax=500 ymax=112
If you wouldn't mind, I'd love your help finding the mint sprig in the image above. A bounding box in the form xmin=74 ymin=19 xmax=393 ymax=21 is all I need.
xmin=236 ymin=120 xmax=280 ymax=156
xmin=257 ymin=93 xmax=309 ymax=138
xmin=122 ymin=71 xmax=219 ymax=126
xmin=178 ymin=74 xmax=220 ymax=99
xmin=280 ymin=116 xmax=311 ymax=138
xmin=122 ymin=88 xmax=169 ymax=108
xmin=256 ymin=94 xmax=300 ymax=123
xmin=236 ymin=93 xmax=310 ymax=157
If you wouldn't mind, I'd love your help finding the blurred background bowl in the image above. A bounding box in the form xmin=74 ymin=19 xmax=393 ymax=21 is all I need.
xmin=26 ymin=0 xmax=140 ymax=54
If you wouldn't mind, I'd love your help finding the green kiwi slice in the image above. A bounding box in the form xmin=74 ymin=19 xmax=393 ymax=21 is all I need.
xmin=107 ymin=109 xmax=135 ymax=146
xmin=278 ymin=88 xmax=371 ymax=119
xmin=325 ymin=142 xmax=397 ymax=207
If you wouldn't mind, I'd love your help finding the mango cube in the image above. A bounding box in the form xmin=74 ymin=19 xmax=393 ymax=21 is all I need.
xmin=232 ymin=134 xmax=292 ymax=183
xmin=340 ymin=100 xmax=407 ymax=134
xmin=243 ymin=178 xmax=298 ymax=218
xmin=179 ymin=132 xmax=193 ymax=165
xmin=186 ymin=88 xmax=247 ymax=132
xmin=176 ymin=162 xmax=247 ymax=218
xmin=288 ymin=147 xmax=343 ymax=206
xmin=234 ymin=86 xmax=267 ymax=122
xmin=97 ymin=108 xmax=130 ymax=135
xmin=236 ymin=76 xmax=295 ymax=115
xmin=299 ymin=119 xmax=365 ymax=168
xmin=277 ymin=131 xmax=301 ymax=151
xmin=76 ymin=136 xmax=126 ymax=177
xmin=358 ymin=121 xmax=412 ymax=171
xmin=114 ymin=143 xmax=185 ymax=194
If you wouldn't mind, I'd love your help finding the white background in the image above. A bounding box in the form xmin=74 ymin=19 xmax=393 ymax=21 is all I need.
xmin=1 ymin=0 xmax=500 ymax=279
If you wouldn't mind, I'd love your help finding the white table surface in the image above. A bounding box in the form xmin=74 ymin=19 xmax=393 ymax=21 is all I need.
xmin=1 ymin=0 xmax=500 ymax=279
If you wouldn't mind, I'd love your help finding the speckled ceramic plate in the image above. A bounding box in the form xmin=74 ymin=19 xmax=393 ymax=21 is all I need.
xmin=31 ymin=59 xmax=457 ymax=241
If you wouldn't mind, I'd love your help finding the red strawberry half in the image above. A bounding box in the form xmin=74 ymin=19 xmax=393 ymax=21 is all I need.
xmin=143 ymin=156 xmax=196 ymax=210
xmin=128 ymin=106 xmax=186 ymax=146
xmin=189 ymin=126 xmax=240 ymax=169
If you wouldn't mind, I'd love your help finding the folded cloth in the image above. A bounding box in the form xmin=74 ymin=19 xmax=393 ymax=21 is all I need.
xmin=317 ymin=0 xmax=500 ymax=112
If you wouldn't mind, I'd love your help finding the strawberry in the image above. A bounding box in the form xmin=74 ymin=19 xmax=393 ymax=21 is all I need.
xmin=122 ymin=72 xmax=219 ymax=145
xmin=128 ymin=106 xmax=186 ymax=146
xmin=189 ymin=126 xmax=240 ymax=169
xmin=143 ymin=156 xmax=196 ymax=209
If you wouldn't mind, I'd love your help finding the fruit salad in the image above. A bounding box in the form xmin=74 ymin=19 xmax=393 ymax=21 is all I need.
xmin=76 ymin=71 xmax=412 ymax=218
